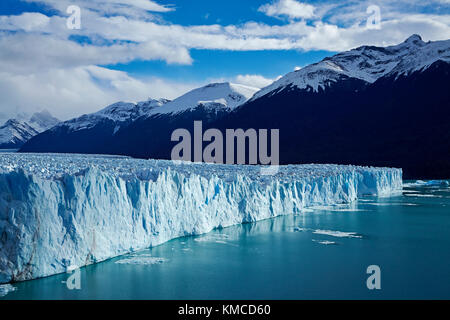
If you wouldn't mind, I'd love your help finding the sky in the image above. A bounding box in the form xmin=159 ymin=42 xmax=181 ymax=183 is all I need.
xmin=0 ymin=0 xmax=449 ymax=121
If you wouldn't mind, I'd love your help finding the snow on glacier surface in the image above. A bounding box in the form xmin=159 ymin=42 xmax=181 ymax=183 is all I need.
xmin=0 ymin=153 xmax=402 ymax=283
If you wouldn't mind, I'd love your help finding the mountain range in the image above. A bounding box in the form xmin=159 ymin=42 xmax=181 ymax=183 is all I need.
xmin=19 ymin=35 xmax=450 ymax=179
xmin=0 ymin=111 xmax=60 ymax=149
xmin=19 ymin=83 xmax=259 ymax=157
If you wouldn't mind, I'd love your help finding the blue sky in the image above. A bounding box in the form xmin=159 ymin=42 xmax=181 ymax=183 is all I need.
xmin=0 ymin=0 xmax=449 ymax=120
xmin=102 ymin=0 xmax=337 ymax=83
xmin=104 ymin=49 xmax=332 ymax=82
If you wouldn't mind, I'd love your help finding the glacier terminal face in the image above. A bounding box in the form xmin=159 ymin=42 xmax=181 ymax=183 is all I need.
xmin=0 ymin=153 xmax=402 ymax=283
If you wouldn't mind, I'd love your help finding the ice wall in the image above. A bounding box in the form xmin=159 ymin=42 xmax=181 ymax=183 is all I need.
xmin=0 ymin=154 xmax=402 ymax=283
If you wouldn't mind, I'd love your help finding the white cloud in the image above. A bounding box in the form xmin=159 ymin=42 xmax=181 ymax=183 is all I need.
xmin=0 ymin=66 xmax=198 ymax=120
xmin=25 ymin=0 xmax=174 ymax=16
xmin=0 ymin=12 xmax=50 ymax=31
xmin=0 ymin=32 xmax=192 ymax=75
xmin=1 ymin=5 xmax=449 ymax=72
xmin=1 ymin=0 xmax=450 ymax=120
xmin=234 ymin=74 xmax=276 ymax=88
xmin=259 ymin=0 xmax=316 ymax=20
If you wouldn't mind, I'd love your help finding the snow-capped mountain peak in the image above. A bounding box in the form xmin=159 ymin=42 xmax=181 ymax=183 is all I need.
xmin=403 ymin=34 xmax=425 ymax=46
xmin=58 ymin=98 xmax=170 ymax=132
xmin=150 ymin=82 xmax=259 ymax=115
xmin=95 ymin=98 xmax=170 ymax=121
xmin=253 ymin=35 xmax=450 ymax=99
xmin=0 ymin=111 xmax=60 ymax=148
xmin=28 ymin=110 xmax=60 ymax=132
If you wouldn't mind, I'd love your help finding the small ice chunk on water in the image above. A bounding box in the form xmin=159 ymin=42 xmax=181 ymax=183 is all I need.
xmin=0 ymin=284 xmax=17 ymax=297
xmin=294 ymin=227 xmax=362 ymax=239
xmin=404 ymin=180 xmax=450 ymax=188
xmin=115 ymin=254 xmax=166 ymax=265
xmin=312 ymin=229 xmax=362 ymax=238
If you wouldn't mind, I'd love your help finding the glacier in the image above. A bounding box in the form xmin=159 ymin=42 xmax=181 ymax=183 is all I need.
xmin=0 ymin=153 xmax=402 ymax=284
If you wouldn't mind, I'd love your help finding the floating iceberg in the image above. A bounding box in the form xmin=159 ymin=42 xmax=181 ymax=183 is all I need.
xmin=312 ymin=230 xmax=363 ymax=239
xmin=0 ymin=153 xmax=402 ymax=283
xmin=403 ymin=180 xmax=450 ymax=188
xmin=115 ymin=254 xmax=166 ymax=265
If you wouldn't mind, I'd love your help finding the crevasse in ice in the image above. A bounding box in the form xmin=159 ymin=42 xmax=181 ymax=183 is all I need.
xmin=0 ymin=153 xmax=402 ymax=283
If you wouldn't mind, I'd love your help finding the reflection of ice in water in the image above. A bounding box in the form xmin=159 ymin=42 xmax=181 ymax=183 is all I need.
xmin=115 ymin=254 xmax=166 ymax=265
xmin=404 ymin=194 xmax=443 ymax=198
xmin=194 ymin=234 xmax=231 ymax=245
xmin=308 ymin=202 xmax=367 ymax=212
xmin=0 ymin=284 xmax=17 ymax=297
xmin=367 ymin=202 xmax=418 ymax=206
xmin=312 ymin=240 xmax=338 ymax=245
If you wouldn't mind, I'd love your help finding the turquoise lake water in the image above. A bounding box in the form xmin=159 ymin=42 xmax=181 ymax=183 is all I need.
xmin=2 ymin=181 xmax=450 ymax=300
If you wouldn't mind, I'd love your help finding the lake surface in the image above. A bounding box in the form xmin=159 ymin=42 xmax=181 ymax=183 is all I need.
xmin=2 ymin=180 xmax=450 ymax=300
